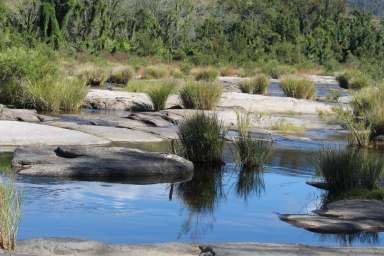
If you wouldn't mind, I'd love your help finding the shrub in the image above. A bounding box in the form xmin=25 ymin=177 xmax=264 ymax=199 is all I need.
xmin=108 ymin=66 xmax=134 ymax=85
xmin=142 ymin=65 xmax=168 ymax=79
xmin=235 ymin=112 xmax=271 ymax=168
xmin=0 ymin=47 xmax=57 ymax=106
xmin=79 ymin=65 xmax=108 ymax=87
xmin=178 ymin=112 xmax=224 ymax=164
xmin=317 ymin=148 xmax=384 ymax=196
xmin=179 ymin=81 xmax=222 ymax=110
xmin=220 ymin=66 xmax=241 ymax=77
xmin=336 ymin=70 xmax=370 ymax=90
xmin=192 ymin=67 xmax=219 ymax=81
xmin=280 ymin=77 xmax=315 ymax=99
xmin=261 ymin=61 xmax=296 ymax=79
xmin=238 ymin=75 xmax=269 ymax=94
xmin=147 ymin=81 xmax=176 ymax=111
xmin=0 ymin=176 xmax=22 ymax=251
xmin=26 ymin=76 xmax=88 ymax=113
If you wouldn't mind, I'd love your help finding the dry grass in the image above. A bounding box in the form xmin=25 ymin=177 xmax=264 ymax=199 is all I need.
xmin=108 ymin=66 xmax=134 ymax=85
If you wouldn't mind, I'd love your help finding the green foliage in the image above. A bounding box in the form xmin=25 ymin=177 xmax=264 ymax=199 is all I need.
xmin=79 ymin=66 xmax=108 ymax=87
xmin=239 ymin=75 xmax=269 ymax=95
xmin=336 ymin=70 xmax=370 ymax=89
xmin=261 ymin=61 xmax=296 ymax=79
xmin=147 ymin=81 xmax=177 ymax=111
xmin=317 ymin=148 xmax=384 ymax=197
xmin=192 ymin=68 xmax=219 ymax=81
xmin=142 ymin=65 xmax=168 ymax=79
xmin=281 ymin=77 xmax=315 ymax=99
xmin=178 ymin=112 xmax=224 ymax=164
xmin=108 ymin=66 xmax=134 ymax=85
xmin=235 ymin=112 xmax=271 ymax=168
xmin=26 ymin=75 xmax=88 ymax=113
xmin=179 ymin=81 xmax=222 ymax=110
xmin=125 ymin=80 xmax=152 ymax=92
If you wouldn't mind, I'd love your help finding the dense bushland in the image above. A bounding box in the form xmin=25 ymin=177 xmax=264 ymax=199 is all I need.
xmin=0 ymin=0 xmax=383 ymax=78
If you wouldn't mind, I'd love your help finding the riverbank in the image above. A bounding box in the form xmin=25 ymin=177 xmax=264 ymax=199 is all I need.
xmin=3 ymin=239 xmax=384 ymax=256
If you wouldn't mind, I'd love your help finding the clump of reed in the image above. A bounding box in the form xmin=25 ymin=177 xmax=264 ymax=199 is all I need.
xmin=192 ymin=67 xmax=219 ymax=81
xmin=235 ymin=112 xmax=271 ymax=168
xmin=271 ymin=119 xmax=305 ymax=133
xmin=220 ymin=66 xmax=241 ymax=77
xmin=317 ymin=148 xmax=384 ymax=198
xmin=147 ymin=81 xmax=177 ymax=111
xmin=141 ymin=65 xmax=168 ymax=79
xmin=280 ymin=77 xmax=315 ymax=99
xmin=179 ymin=81 xmax=222 ymax=110
xmin=238 ymin=74 xmax=269 ymax=95
xmin=0 ymin=176 xmax=22 ymax=251
xmin=108 ymin=66 xmax=134 ymax=85
xmin=79 ymin=65 xmax=108 ymax=87
xmin=26 ymin=76 xmax=88 ymax=113
xmin=336 ymin=70 xmax=370 ymax=90
xmin=178 ymin=112 xmax=224 ymax=164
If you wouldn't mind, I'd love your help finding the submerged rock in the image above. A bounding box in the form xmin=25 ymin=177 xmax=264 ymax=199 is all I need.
xmin=280 ymin=200 xmax=384 ymax=233
xmin=12 ymin=146 xmax=194 ymax=183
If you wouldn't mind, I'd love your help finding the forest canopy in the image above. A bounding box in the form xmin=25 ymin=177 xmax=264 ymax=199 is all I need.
xmin=0 ymin=0 xmax=383 ymax=71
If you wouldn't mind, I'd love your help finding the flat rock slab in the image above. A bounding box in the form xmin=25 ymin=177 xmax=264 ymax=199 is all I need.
xmin=0 ymin=121 xmax=110 ymax=146
xmin=83 ymin=89 xmax=180 ymax=111
xmin=219 ymin=92 xmax=334 ymax=114
xmin=280 ymin=200 xmax=384 ymax=233
xmin=9 ymin=238 xmax=384 ymax=256
xmin=0 ymin=106 xmax=41 ymax=122
xmin=12 ymin=146 xmax=193 ymax=183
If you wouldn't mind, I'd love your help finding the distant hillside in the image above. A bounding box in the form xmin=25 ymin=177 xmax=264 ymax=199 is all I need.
xmin=348 ymin=0 xmax=384 ymax=16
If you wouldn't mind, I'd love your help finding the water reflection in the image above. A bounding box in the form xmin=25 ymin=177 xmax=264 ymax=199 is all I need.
xmin=318 ymin=232 xmax=379 ymax=247
xmin=236 ymin=166 xmax=265 ymax=201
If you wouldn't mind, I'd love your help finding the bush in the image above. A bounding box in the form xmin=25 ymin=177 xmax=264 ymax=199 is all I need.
xmin=179 ymin=81 xmax=222 ymax=110
xmin=147 ymin=81 xmax=176 ymax=111
xmin=108 ymin=66 xmax=134 ymax=85
xmin=26 ymin=76 xmax=88 ymax=113
xmin=261 ymin=61 xmax=296 ymax=79
xmin=336 ymin=70 xmax=370 ymax=90
xmin=0 ymin=47 xmax=58 ymax=106
xmin=79 ymin=65 xmax=108 ymax=87
xmin=142 ymin=65 xmax=168 ymax=79
xmin=317 ymin=148 xmax=384 ymax=196
xmin=238 ymin=75 xmax=269 ymax=94
xmin=178 ymin=112 xmax=224 ymax=164
xmin=235 ymin=112 xmax=271 ymax=167
xmin=280 ymin=77 xmax=315 ymax=99
xmin=192 ymin=67 xmax=219 ymax=81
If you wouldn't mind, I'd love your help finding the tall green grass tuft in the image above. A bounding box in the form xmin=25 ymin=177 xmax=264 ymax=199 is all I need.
xmin=336 ymin=70 xmax=370 ymax=90
xmin=79 ymin=66 xmax=108 ymax=87
xmin=192 ymin=68 xmax=219 ymax=81
xmin=0 ymin=176 xmax=22 ymax=251
xmin=179 ymin=81 xmax=222 ymax=110
xmin=178 ymin=112 xmax=224 ymax=164
xmin=235 ymin=112 xmax=271 ymax=168
xmin=26 ymin=76 xmax=88 ymax=113
xmin=281 ymin=77 xmax=315 ymax=99
xmin=108 ymin=66 xmax=134 ymax=85
xmin=142 ymin=65 xmax=168 ymax=79
xmin=147 ymin=81 xmax=176 ymax=111
xmin=238 ymin=75 xmax=269 ymax=95
xmin=317 ymin=148 xmax=384 ymax=197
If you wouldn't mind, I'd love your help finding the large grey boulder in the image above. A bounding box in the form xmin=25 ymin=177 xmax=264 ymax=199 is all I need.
xmin=280 ymin=200 xmax=384 ymax=233
xmin=0 ymin=105 xmax=41 ymax=122
xmin=12 ymin=146 xmax=193 ymax=184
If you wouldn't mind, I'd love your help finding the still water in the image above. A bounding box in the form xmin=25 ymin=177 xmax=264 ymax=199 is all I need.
xmin=2 ymin=137 xmax=383 ymax=247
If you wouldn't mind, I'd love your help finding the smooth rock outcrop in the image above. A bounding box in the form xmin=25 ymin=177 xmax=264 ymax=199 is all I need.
xmin=280 ymin=200 xmax=384 ymax=233
xmin=0 ymin=121 xmax=110 ymax=146
xmin=0 ymin=105 xmax=41 ymax=122
xmin=12 ymin=146 xmax=193 ymax=183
